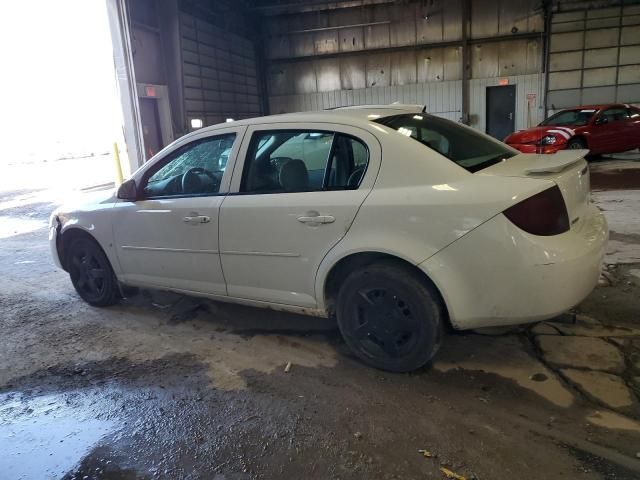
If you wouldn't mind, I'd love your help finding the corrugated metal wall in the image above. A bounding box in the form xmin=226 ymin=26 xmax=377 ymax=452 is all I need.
xmin=270 ymin=80 xmax=463 ymax=121
xmin=180 ymin=13 xmax=262 ymax=126
xmin=264 ymin=0 xmax=545 ymax=130
xmin=547 ymin=4 xmax=640 ymax=110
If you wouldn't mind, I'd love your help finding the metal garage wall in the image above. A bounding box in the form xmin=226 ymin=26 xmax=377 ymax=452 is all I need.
xmin=263 ymin=0 xmax=544 ymax=129
xmin=547 ymin=4 xmax=640 ymax=110
xmin=270 ymin=80 xmax=463 ymax=121
xmin=469 ymin=37 xmax=545 ymax=132
xmin=180 ymin=13 xmax=262 ymax=126
xmin=469 ymin=74 xmax=546 ymax=132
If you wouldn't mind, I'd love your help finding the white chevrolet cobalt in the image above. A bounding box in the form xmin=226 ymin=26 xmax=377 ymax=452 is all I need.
xmin=50 ymin=105 xmax=608 ymax=371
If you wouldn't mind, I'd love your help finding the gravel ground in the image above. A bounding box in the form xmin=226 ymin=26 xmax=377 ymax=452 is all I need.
xmin=1 ymin=156 xmax=639 ymax=479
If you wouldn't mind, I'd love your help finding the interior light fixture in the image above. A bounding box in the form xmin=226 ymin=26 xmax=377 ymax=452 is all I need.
xmin=226 ymin=118 xmax=235 ymax=123
xmin=190 ymin=118 xmax=203 ymax=129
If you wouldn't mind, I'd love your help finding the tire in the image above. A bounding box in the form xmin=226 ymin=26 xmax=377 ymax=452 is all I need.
xmin=336 ymin=260 xmax=444 ymax=372
xmin=566 ymin=137 xmax=586 ymax=150
xmin=67 ymin=237 xmax=119 ymax=307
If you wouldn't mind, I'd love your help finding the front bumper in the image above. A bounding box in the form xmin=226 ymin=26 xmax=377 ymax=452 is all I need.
xmin=49 ymin=220 xmax=63 ymax=269
xmin=419 ymin=203 xmax=608 ymax=330
xmin=508 ymin=143 xmax=567 ymax=154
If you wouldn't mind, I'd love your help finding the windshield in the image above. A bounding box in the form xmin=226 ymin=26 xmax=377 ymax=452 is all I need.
xmin=540 ymin=109 xmax=597 ymax=126
xmin=375 ymin=114 xmax=516 ymax=173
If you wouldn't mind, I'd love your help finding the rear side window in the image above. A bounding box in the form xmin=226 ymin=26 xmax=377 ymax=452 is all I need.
xmin=241 ymin=130 xmax=369 ymax=193
xmin=376 ymin=114 xmax=514 ymax=173
xmin=600 ymin=108 xmax=630 ymax=123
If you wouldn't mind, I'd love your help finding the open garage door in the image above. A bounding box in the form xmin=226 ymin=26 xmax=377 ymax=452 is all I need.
xmin=105 ymin=0 xmax=264 ymax=172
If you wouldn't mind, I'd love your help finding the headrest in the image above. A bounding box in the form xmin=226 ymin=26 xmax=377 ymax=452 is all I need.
xmin=279 ymin=159 xmax=309 ymax=192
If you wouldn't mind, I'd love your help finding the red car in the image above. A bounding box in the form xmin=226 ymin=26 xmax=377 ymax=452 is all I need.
xmin=505 ymin=104 xmax=640 ymax=155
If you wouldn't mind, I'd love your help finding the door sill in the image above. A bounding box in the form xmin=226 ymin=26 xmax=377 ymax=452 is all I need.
xmin=119 ymin=279 xmax=329 ymax=318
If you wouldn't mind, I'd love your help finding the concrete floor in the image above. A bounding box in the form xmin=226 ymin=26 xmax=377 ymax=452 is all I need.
xmin=1 ymin=155 xmax=640 ymax=479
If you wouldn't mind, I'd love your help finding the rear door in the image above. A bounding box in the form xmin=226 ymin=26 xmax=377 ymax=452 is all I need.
xmin=219 ymin=122 xmax=381 ymax=308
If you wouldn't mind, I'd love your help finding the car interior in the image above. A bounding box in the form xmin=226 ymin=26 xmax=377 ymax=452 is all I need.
xmin=242 ymin=131 xmax=368 ymax=193
xmin=142 ymin=135 xmax=235 ymax=197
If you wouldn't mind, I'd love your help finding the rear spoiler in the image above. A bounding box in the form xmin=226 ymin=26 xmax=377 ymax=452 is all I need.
xmin=524 ymin=149 xmax=589 ymax=174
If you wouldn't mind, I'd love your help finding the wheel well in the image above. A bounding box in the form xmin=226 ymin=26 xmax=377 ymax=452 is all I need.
xmin=570 ymin=135 xmax=588 ymax=148
xmin=59 ymin=228 xmax=103 ymax=271
xmin=323 ymin=252 xmax=450 ymax=325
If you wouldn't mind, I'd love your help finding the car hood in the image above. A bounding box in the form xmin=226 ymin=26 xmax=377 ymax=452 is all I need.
xmin=52 ymin=188 xmax=117 ymax=221
xmin=505 ymin=125 xmax=577 ymax=144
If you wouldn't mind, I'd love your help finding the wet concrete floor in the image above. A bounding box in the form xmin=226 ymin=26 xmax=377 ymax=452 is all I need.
xmin=2 ymin=157 xmax=640 ymax=479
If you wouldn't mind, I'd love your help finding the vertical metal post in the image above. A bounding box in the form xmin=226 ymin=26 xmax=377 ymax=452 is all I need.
xmin=113 ymin=142 xmax=124 ymax=185
xmin=542 ymin=0 xmax=552 ymax=118
xmin=461 ymin=0 xmax=470 ymax=124
xmin=255 ymin=18 xmax=271 ymax=116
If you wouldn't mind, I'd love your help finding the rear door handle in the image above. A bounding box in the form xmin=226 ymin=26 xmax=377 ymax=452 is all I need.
xmin=183 ymin=215 xmax=211 ymax=224
xmin=297 ymin=214 xmax=335 ymax=225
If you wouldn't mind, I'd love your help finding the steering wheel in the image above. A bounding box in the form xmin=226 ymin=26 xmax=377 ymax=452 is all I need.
xmin=181 ymin=167 xmax=219 ymax=194
xmin=347 ymin=167 xmax=365 ymax=188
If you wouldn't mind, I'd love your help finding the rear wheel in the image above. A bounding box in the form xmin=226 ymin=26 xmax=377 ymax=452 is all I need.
xmin=336 ymin=260 xmax=444 ymax=372
xmin=67 ymin=237 xmax=119 ymax=307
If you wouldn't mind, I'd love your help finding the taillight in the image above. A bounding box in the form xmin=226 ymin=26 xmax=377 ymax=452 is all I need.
xmin=503 ymin=185 xmax=569 ymax=236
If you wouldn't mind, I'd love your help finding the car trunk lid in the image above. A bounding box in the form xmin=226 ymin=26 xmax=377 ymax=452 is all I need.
xmin=479 ymin=150 xmax=590 ymax=229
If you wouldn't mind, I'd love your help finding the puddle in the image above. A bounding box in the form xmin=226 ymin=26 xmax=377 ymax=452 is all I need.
xmin=587 ymin=410 xmax=640 ymax=433
xmin=0 ymin=391 xmax=118 ymax=479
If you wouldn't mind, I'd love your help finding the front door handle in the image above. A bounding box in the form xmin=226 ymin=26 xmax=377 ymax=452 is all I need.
xmin=297 ymin=213 xmax=335 ymax=225
xmin=183 ymin=215 xmax=211 ymax=225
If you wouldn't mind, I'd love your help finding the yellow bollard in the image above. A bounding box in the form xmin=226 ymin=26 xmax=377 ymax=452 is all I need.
xmin=113 ymin=142 xmax=124 ymax=186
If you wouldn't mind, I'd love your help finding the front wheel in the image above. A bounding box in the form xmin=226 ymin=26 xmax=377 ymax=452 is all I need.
xmin=336 ymin=260 xmax=444 ymax=372
xmin=67 ymin=237 xmax=119 ymax=307
xmin=566 ymin=137 xmax=586 ymax=150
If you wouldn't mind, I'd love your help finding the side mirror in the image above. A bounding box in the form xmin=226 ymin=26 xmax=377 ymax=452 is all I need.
xmin=117 ymin=179 xmax=138 ymax=201
xmin=595 ymin=116 xmax=608 ymax=125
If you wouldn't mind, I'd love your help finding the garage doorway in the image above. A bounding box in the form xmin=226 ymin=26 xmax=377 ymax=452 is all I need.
xmin=486 ymin=85 xmax=516 ymax=141
xmin=139 ymin=97 xmax=163 ymax=160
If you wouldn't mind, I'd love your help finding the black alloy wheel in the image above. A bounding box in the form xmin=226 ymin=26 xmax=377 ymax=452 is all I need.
xmin=68 ymin=237 xmax=118 ymax=306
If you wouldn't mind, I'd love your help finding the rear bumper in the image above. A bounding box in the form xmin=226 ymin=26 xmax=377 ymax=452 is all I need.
xmin=508 ymin=143 xmax=567 ymax=154
xmin=419 ymin=203 xmax=608 ymax=330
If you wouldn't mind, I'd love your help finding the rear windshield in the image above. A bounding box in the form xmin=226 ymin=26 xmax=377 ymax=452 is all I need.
xmin=375 ymin=114 xmax=515 ymax=173
xmin=540 ymin=109 xmax=596 ymax=126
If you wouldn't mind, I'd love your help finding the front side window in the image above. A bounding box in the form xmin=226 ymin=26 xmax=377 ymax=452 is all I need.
xmin=241 ymin=130 xmax=369 ymax=193
xmin=540 ymin=109 xmax=596 ymax=126
xmin=143 ymin=133 xmax=235 ymax=198
xmin=375 ymin=114 xmax=515 ymax=173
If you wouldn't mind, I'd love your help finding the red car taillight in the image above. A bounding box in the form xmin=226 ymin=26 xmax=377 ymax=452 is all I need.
xmin=503 ymin=186 xmax=570 ymax=236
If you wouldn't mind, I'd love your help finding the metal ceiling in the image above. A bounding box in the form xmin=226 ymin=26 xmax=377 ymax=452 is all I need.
xmin=249 ymin=0 xmax=401 ymax=16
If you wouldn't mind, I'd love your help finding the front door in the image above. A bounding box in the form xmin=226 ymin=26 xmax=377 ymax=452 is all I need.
xmin=112 ymin=129 xmax=241 ymax=295
xmin=589 ymin=107 xmax=631 ymax=154
xmin=219 ymin=123 xmax=380 ymax=308
xmin=486 ymin=85 xmax=516 ymax=141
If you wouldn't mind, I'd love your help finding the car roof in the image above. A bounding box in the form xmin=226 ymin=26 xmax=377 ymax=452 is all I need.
xmin=559 ymin=104 xmax=629 ymax=111
xmin=191 ymin=104 xmax=425 ymax=134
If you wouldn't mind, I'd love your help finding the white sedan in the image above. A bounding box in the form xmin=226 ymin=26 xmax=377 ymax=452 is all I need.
xmin=50 ymin=104 xmax=608 ymax=371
